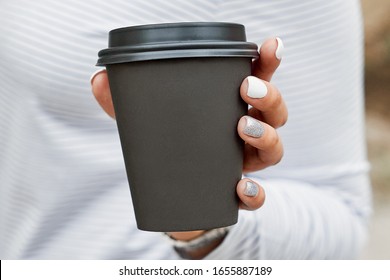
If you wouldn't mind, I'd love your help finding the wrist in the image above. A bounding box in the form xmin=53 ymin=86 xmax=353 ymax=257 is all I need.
xmin=164 ymin=227 xmax=230 ymax=259
xmin=167 ymin=230 xmax=206 ymax=241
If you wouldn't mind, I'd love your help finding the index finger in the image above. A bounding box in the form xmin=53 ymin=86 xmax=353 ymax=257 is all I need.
xmin=252 ymin=37 xmax=283 ymax=82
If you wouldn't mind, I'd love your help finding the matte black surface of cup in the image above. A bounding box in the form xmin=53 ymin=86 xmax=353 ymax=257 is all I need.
xmin=98 ymin=23 xmax=258 ymax=231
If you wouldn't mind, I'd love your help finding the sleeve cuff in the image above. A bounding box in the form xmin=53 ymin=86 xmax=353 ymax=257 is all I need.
xmin=204 ymin=210 xmax=262 ymax=259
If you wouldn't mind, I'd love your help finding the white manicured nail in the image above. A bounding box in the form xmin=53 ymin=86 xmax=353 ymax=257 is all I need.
xmin=247 ymin=76 xmax=268 ymax=99
xmin=275 ymin=37 xmax=284 ymax=60
xmin=243 ymin=116 xmax=265 ymax=138
xmin=90 ymin=69 xmax=106 ymax=85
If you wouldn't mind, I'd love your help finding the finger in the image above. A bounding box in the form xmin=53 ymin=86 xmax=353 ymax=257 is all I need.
xmin=237 ymin=116 xmax=284 ymax=172
xmin=240 ymin=76 xmax=288 ymax=128
xmin=90 ymin=69 xmax=116 ymax=118
xmin=252 ymin=37 xmax=284 ymax=82
xmin=237 ymin=179 xmax=265 ymax=210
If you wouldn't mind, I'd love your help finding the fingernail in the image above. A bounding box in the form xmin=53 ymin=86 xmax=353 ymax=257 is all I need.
xmin=90 ymin=69 xmax=106 ymax=85
xmin=243 ymin=116 xmax=265 ymax=138
xmin=244 ymin=181 xmax=259 ymax=197
xmin=275 ymin=37 xmax=284 ymax=60
xmin=247 ymin=76 xmax=268 ymax=98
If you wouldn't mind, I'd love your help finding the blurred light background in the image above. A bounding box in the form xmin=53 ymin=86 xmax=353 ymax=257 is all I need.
xmin=360 ymin=0 xmax=390 ymax=259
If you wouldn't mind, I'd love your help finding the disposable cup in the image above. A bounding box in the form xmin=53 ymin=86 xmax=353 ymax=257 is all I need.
xmin=97 ymin=22 xmax=258 ymax=231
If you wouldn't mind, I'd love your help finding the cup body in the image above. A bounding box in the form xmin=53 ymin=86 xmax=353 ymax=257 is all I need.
xmin=98 ymin=22 xmax=258 ymax=231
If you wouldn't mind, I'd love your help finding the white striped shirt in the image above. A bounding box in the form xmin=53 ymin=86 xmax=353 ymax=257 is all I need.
xmin=0 ymin=0 xmax=371 ymax=259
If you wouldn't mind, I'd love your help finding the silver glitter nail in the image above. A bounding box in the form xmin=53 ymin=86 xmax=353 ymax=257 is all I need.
xmin=243 ymin=116 xmax=264 ymax=138
xmin=244 ymin=181 xmax=259 ymax=197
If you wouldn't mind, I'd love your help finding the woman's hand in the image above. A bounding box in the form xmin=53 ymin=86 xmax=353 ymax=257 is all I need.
xmin=91 ymin=37 xmax=287 ymax=244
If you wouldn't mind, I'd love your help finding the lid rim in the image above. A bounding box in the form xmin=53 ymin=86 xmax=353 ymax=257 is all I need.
xmin=97 ymin=48 xmax=259 ymax=66
xmin=98 ymin=41 xmax=258 ymax=56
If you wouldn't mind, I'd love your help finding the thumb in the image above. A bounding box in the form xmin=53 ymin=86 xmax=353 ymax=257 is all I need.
xmin=91 ymin=69 xmax=116 ymax=118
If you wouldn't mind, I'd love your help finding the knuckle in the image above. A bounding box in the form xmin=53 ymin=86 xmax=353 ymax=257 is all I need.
xmin=273 ymin=113 xmax=288 ymax=128
xmin=266 ymin=130 xmax=279 ymax=148
xmin=272 ymin=90 xmax=282 ymax=108
xmin=271 ymin=146 xmax=284 ymax=166
xmin=280 ymin=112 xmax=288 ymax=127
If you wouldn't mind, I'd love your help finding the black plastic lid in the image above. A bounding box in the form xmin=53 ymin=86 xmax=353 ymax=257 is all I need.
xmin=97 ymin=22 xmax=258 ymax=65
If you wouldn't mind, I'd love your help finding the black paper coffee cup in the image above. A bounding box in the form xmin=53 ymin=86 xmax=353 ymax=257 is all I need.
xmin=97 ymin=22 xmax=258 ymax=231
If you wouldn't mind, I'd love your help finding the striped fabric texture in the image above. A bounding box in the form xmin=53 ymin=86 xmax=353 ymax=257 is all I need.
xmin=0 ymin=0 xmax=371 ymax=259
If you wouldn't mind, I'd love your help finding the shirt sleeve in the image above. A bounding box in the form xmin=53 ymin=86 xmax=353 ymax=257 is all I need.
xmin=205 ymin=175 xmax=371 ymax=259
